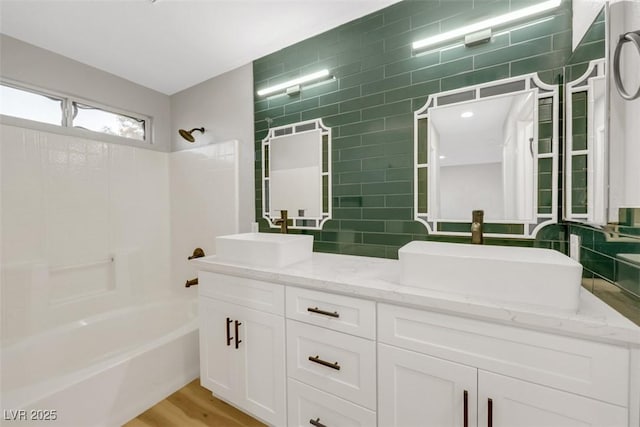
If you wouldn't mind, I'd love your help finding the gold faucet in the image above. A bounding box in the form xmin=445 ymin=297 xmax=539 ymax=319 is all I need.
xmin=471 ymin=210 xmax=484 ymax=244
xmin=274 ymin=210 xmax=289 ymax=234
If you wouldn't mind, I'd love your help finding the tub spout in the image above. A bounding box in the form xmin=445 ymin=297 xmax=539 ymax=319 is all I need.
xmin=187 ymin=248 xmax=205 ymax=260
xmin=471 ymin=210 xmax=484 ymax=244
xmin=185 ymin=278 xmax=198 ymax=287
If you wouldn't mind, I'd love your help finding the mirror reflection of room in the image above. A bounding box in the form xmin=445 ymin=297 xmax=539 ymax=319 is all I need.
xmin=431 ymin=92 xmax=535 ymax=222
xmin=269 ymin=129 xmax=322 ymax=218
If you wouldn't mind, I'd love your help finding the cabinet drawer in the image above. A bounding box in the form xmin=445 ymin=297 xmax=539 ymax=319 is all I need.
xmin=378 ymin=303 xmax=629 ymax=406
xmin=198 ymin=271 xmax=284 ymax=315
xmin=286 ymin=287 xmax=375 ymax=339
xmin=287 ymin=379 xmax=376 ymax=427
xmin=286 ymin=320 xmax=376 ymax=410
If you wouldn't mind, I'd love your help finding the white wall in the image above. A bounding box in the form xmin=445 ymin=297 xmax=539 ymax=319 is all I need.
xmin=608 ymin=0 xmax=640 ymax=220
xmin=572 ymin=0 xmax=606 ymax=50
xmin=170 ymin=64 xmax=255 ymax=232
xmin=439 ymin=163 xmax=504 ymax=221
xmin=0 ymin=124 xmax=171 ymax=342
xmin=0 ymin=37 xmax=253 ymax=337
xmin=0 ymin=35 xmax=172 ymax=152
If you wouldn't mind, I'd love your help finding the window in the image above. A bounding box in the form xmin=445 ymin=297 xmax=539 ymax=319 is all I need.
xmin=0 ymin=82 xmax=150 ymax=143
xmin=0 ymin=84 xmax=64 ymax=126
xmin=72 ymin=102 xmax=145 ymax=141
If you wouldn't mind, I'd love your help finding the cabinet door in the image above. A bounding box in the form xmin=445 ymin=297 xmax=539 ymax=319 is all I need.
xmin=478 ymin=371 xmax=628 ymax=427
xmin=236 ymin=305 xmax=286 ymax=427
xmin=378 ymin=344 xmax=477 ymax=427
xmin=199 ymin=298 xmax=239 ymax=401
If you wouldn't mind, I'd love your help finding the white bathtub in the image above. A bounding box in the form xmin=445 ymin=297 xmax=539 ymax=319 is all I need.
xmin=0 ymin=297 xmax=199 ymax=426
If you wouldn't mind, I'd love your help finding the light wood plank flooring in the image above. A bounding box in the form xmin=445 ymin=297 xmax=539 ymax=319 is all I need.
xmin=124 ymin=379 xmax=265 ymax=427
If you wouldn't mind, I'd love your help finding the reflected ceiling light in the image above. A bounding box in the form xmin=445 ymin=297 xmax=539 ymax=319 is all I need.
xmin=412 ymin=0 xmax=561 ymax=51
xmin=461 ymin=111 xmax=474 ymax=118
xmin=257 ymin=69 xmax=331 ymax=97
xmin=439 ymin=155 xmax=447 ymax=159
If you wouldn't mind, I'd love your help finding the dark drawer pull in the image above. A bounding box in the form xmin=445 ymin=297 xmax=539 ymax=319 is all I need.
xmin=226 ymin=317 xmax=233 ymax=346
xmin=308 ymin=355 xmax=340 ymax=370
xmin=488 ymin=398 xmax=493 ymax=427
xmin=307 ymin=307 xmax=339 ymax=318
xmin=309 ymin=418 xmax=327 ymax=427
xmin=463 ymin=390 xmax=468 ymax=427
xmin=235 ymin=320 xmax=242 ymax=349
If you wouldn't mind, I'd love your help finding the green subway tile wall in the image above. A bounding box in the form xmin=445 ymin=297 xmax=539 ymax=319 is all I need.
xmin=254 ymin=0 xmax=573 ymax=258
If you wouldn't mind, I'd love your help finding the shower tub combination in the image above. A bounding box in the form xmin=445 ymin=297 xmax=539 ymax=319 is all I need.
xmin=1 ymin=297 xmax=199 ymax=426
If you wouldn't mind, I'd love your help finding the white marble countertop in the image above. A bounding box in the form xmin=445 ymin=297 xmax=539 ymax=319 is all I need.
xmin=193 ymin=252 xmax=640 ymax=346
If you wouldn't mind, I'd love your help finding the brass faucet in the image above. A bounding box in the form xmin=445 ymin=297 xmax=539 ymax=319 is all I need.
xmin=274 ymin=210 xmax=289 ymax=234
xmin=471 ymin=210 xmax=484 ymax=244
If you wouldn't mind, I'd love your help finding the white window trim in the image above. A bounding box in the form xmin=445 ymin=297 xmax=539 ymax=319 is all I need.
xmin=0 ymin=78 xmax=153 ymax=145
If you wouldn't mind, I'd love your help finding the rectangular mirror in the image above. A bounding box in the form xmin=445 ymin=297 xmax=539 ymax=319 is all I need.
xmin=431 ymin=91 xmax=535 ymax=222
xmin=262 ymin=119 xmax=331 ymax=230
xmin=414 ymin=73 xmax=560 ymax=238
xmin=270 ymin=128 xmax=322 ymax=218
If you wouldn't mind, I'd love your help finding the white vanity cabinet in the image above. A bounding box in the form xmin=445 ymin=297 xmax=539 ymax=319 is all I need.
xmin=285 ymin=287 xmax=377 ymax=427
xmin=378 ymin=303 xmax=630 ymax=427
xmin=196 ymin=253 xmax=638 ymax=427
xmin=378 ymin=343 xmax=478 ymax=427
xmin=198 ymin=272 xmax=286 ymax=426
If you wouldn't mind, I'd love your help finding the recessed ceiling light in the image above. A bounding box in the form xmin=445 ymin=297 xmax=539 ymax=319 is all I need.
xmin=461 ymin=111 xmax=474 ymax=118
xmin=439 ymin=155 xmax=446 ymax=159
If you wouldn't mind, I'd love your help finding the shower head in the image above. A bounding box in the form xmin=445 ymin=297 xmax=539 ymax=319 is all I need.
xmin=178 ymin=127 xmax=205 ymax=143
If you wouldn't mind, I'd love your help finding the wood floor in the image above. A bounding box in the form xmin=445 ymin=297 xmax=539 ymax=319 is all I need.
xmin=123 ymin=379 xmax=266 ymax=427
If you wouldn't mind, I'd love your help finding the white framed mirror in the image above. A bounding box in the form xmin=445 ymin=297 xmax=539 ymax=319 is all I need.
xmin=565 ymin=59 xmax=607 ymax=225
xmin=414 ymin=73 xmax=560 ymax=238
xmin=262 ymin=118 xmax=331 ymax=230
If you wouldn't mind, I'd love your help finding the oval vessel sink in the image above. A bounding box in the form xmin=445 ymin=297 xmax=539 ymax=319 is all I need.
xmin=398 ymin=241 xmax=583 ymax=313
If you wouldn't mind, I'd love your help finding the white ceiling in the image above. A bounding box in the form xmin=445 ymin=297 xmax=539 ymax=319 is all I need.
xmin=0 ymin=0 xmax=401 ymax=95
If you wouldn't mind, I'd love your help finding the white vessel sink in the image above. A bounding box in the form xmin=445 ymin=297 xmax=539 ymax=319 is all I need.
xmin=398 ymin=241 xmax=583 ymax=312
xmin=216 ymin=232 xmax=313 ymax=268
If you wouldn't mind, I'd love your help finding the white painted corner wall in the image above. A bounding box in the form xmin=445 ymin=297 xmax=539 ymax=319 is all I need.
xmin=572 ymin=0 xmax=606 ymax=51
xmin=170 ymin=63 xmax=255 ymax=234
xmin=1 ymin=36 xmax=255 ymax=334
xmin=0 ymin=35 xmax=172 ymax=152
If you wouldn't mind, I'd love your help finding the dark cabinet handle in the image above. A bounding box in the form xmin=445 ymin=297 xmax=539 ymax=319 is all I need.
xmin=309 ymin=418 xmax=326 ymax=427
xmin=226 ymin=317 xmax=233 ymax=346
xmin=463 ymin=390 xmax=468 ymax=427
xmin=234 ymin=320 xmax=242 ymax=349
xmin=307 ymin=307 xmax=339 ymax=318
xmin=308 ymin=355 xmax=340 ymax=370
xmin=488 ymin=398 xmax=493 ymax=427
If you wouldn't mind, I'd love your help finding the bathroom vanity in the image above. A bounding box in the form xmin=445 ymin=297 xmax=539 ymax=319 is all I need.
xmin=194 ymin=237 xmax=640 ymax=427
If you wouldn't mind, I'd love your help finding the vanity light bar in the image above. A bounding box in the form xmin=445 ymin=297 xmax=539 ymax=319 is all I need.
xmin=412 ymin=0 xmax=561 ymax=51
xmin=257 ymin=69 xmax=331 ymax=97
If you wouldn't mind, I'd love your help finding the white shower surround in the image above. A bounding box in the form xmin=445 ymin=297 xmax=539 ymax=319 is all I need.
xmin=0 ymin=124 xmax=240 ymax=423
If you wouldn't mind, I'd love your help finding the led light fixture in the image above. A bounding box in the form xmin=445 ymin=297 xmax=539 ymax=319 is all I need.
xmin=257 ymin=69 xmax=331 ymax=97
xmin=412 ymin=0 xmax=561 ymax=51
